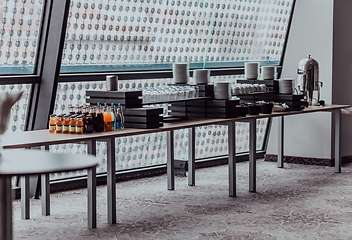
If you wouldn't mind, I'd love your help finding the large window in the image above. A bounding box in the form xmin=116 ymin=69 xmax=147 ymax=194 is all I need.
xmin=61 ymin=0 xmax=293 ymax=73
xmin=0 ymin=0 xmax=294 ymax=181
xmin=0 ymin=0 xmax=44 ymax=75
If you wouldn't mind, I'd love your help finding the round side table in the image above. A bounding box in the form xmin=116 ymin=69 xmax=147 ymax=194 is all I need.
xmin=0 ymin=150 xmax=99 ymax=240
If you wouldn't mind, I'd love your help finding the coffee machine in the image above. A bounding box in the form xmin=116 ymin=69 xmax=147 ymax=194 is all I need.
xmin=297 ymin=55 xmax=322 ymax=106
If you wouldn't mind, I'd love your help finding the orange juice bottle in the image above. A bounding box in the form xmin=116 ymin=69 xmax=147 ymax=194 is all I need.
xmin=62 ymin=115 xmax=70 ymax=134
xmin=103 ymin=104 xmax=112 ymax=131
xmin=49 ymin=114 xmax=56 ymax=133
xmin=69 ymin=114 xmax=77 ymax=134
xmin=75 ymin=115 xmax=84 ymax=134
xmin=55 ymin=115 xmax=63 ymax=133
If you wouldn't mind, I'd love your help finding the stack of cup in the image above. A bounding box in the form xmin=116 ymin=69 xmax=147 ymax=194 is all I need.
xmin=261 ymin=66 xmax=275 ymax=80
xmin=279 ymin=78 xmax=293 ymax=94
xmin=245 ymin=62 xmax=259 ymax=80
xmin=106 ymin=75 xmax=118 ymax=91
xmin=193 ymin=69 xmax=209 ymax=85
xmin=215 ymin=82 xmax=230 ymax=99
xmin=173 ymin=63 xmax=189 ymax=84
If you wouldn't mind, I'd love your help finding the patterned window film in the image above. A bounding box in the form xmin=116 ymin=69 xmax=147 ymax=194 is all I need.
xmin=61 ymin=0 xmax=294 ymax=72
xmin=0 ymin=0 xmax=44 ymax=75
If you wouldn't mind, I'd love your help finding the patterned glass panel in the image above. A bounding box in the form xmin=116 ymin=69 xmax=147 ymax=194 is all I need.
xmin=51 ymin=79 xmax=268 ymax=180
xmin=0 ymin=84 xmax=31 ymax=133
xmin=0 ymin=0 xmax=44 ymax=75
xmin=61 ymin=0 xmax=294 ymax=72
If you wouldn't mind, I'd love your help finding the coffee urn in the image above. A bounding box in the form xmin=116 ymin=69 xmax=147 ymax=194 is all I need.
xmin=297 ymin=55 xmax=322 ymax=105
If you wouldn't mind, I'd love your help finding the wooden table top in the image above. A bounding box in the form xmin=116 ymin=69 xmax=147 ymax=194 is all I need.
xmin=0 ymin=150 xmax=99 ymax=176
xmin=2 ymin=104 xmax=349 ymax=149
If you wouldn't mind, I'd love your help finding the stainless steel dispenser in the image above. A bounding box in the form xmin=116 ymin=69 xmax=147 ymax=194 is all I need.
xmin=297 ymin=55 xmax=322 ymax=105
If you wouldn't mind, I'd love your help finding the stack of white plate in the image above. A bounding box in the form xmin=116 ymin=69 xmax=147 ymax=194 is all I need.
xmin=193 ymin=69 xmax=209 ymax=85
xmin=261 ymin=66 xmax=275 ymax=80
xmin=173 ymin=63 xmax=189 ymax=84
xmin=215 ymin=82 xmax=230 ymax=99
xmin=245 ymin=62 xmax=259 ymax=80
xmin=279 ymin=78 xmax=293 ymax=94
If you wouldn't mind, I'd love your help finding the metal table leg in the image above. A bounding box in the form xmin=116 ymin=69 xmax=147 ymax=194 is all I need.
xmin=41 ymin=145 xmax=50 ymax=216
xmin=278 ymin=116 xmax=284 ymax=168
xmin=21 ymin=176 xmax=30 ymax=219
xmin=167 ymin=130 xmax=175 ymax=190
xmin=0 ymin=176 xmax=13 ymax=240
xmin=106 ymin=137 xmax=116 ymax=224
xmin=249 ymin=119 xmax=256 ymax=193
xmin=334 ymin=109 xmax=341 ymax=173
xmin=87 ymin=140 xmax=97 ymax=229
xmin=228 ymin=122 xmax=236 ymax=197
xmin=188 ymin=127 xmax=195 ymax=186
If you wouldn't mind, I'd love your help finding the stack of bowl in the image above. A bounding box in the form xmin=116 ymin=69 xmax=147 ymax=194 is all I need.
xmin=245 ymin=62 xmax=259 ymax=80
xmin=214 ymin=82 xmax=230 ymax=100
xmin=194 ymin=69 xmax=209 ymax=85
xmin=173 ymin=63 xmax=189 ymax=84
xmin=279 ymin=78 xmax=293 ymax=94
xmin=261 ymin=66 xmax=275 ymax=80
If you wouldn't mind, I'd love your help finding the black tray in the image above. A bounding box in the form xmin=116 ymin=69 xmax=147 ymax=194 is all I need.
xmin=124 ymin=107 xmax=163 ymax=116
xmin=206 ymin=107 xmax=237 ymax=114
xmin=207 ymin=99 xmax=240 ymax=107
xmin=124 ymin=115 xmax=163 ymax=123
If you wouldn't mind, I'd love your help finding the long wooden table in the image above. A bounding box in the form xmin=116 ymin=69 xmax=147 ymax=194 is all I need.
xmin=2 ymin=104 xmax=348 ymax=227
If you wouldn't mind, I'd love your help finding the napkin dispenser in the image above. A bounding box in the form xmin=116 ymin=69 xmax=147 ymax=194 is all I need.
xmin=297 ymin=55 xmax=322 ymax=105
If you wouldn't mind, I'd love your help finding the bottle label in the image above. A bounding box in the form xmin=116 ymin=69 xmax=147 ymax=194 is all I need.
xmin=76 ymin=126 xmax=83 ymax=134
xmin=63 ymin=125 xmax=69 ymax=132
xmin=56 ymin=125 xmax=62 ymax=131
xmin=49 ymin=125 xmax=55 ymax=131
xmin=69 ymin=125 xmax=75 ymax=132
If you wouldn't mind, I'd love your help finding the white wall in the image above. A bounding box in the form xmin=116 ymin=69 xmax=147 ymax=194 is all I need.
xmin=267 ymin=0 xmax=334 ymax=159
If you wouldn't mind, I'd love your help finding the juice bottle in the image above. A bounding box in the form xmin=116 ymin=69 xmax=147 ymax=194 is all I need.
xmin=62 ymin=115 xmax=70 ymax=134
xmin=110 ymin=104 xmax=116 ymax=130
xmin=49 ymin=114 xmax=56 ymax=133
xmin=55 ymin=114 xmax=63 ymax=133
xmin=103 ymin=103 xmax=112 ymax=131
xmin=69 ymin=114 xmax=77 ymax=134
xmin=75 ymin=115 xmax=84 ymax=134
xmin=76 ymin=105 xmax=82 ymax=115
xmin=117 ymin=103 xmax=125 ymax=130
xmin=89 ymin=106 xmax=96 ymax=131
xmin=69 ymin=106 xmax=75 ymax=115
xmin=95 ymin=107 xmax=104 ymax=132
xmin=85 ymin=114 xmax=94 ymax=133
